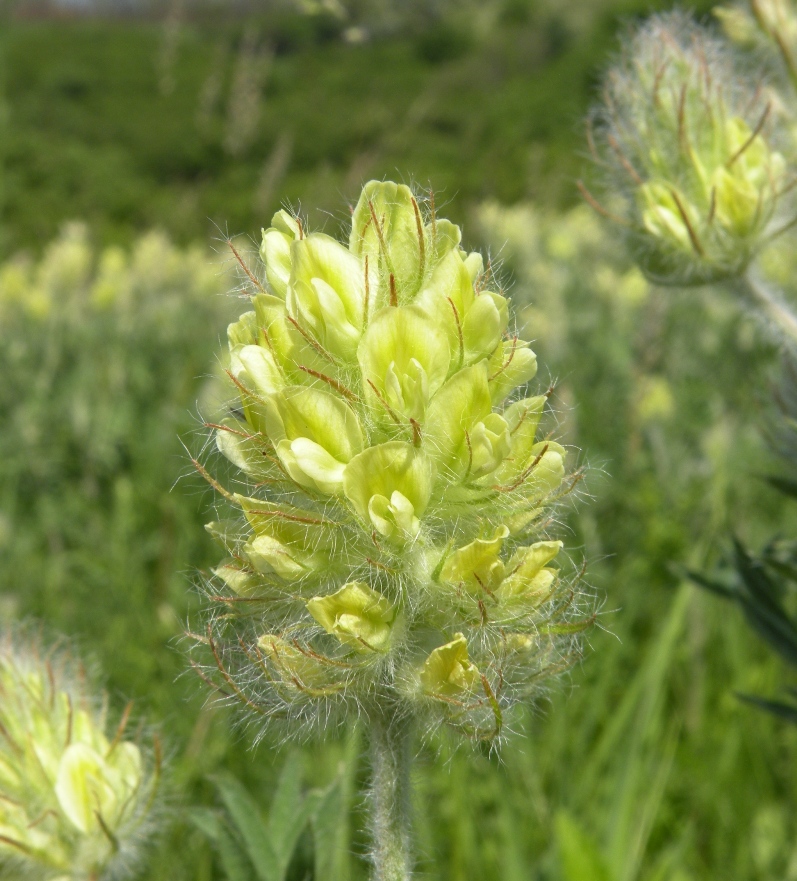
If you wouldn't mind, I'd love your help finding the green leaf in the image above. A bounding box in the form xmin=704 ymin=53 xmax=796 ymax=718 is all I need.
xmin=267 ymin=752 xmax=304 ymax=848
xmin=685 ymin=568 xmax=737 ymax=599
xmin=189 ymin=808 xmax=254 ymax=881
xmin=732 ymin=539 xmax=797 ymax=667
xmin=188 ymin=807 xmax=224 ymax=843
xmin=311 ymin=732 xmax=358 ymax=881
xmin=214 ymin=774 xmax=277 ymax=881
xmin=268 ymin=752 xmax=320 ymax=880
xmin=736 ymin=692 xmax=797 ymax=724
xmin=764 ymin=474 xmax=797 ymax=500
xmin=312 ymin=780 xmax=346 ymax=881
xmin=689 ymin=541 xmax=797 ymax=668
xmin=216 ymin=820 xmax=258 ymax=881
xmin=276 ymin=790 xmax=324 ymax=880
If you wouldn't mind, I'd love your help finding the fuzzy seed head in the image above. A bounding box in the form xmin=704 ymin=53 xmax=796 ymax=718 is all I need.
xmin=591 ymin=12 xmax=790 ymax=286
xmin=195 ymin=180 xmax=590 ymax=746
xmin=0 ymin=631 xmax=159 ymax=881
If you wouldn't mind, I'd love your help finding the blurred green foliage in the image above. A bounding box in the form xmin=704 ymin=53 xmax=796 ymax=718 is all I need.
xmin=2 ymin=0 xmax=716 ymax=256
xmin=0 ymin=224 xmax=232 ymax=710
xmin=191 ymin=742 xmax=359 ymax=881
xmin=3 ymin=3 xmax=797 ymax=880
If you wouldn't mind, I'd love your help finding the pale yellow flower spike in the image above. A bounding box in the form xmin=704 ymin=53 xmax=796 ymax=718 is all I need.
xmin=197 ymin=180 xmax=593 ymax=881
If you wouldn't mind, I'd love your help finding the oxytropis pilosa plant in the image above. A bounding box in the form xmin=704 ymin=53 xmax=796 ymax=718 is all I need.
xmin=192 ymin=180 xmax=590 ymax=880
xmin=0 ymin=630 xmax=159 ymax=881
xmin=586 ymin=10 xmax=797 ymax=343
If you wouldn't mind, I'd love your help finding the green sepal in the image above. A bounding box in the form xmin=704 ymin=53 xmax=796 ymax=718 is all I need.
xmin=215 ymin=418 xmax=275 ymax=480
xmin=212 ymin=562 xmax=265 ymax=598
xmin=258 ymin=636 xmax=342 ymax=694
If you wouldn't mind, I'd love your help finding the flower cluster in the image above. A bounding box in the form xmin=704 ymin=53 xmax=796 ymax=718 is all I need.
xmin=196 ymin=181 xmax=588 ymax=744
xmin=590 ymin=13 xmax=790 ymax=286
xmin=0 ymin=631 xmax=158 ymax=880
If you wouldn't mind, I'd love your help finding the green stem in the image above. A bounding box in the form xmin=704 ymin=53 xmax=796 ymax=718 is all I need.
xmin=734 ymin=272 xmax=797 ymax=349
xmin=368 ymin=712 xmax=413 ymax=881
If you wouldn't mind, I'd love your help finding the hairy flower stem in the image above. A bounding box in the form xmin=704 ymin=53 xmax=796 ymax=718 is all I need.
xmin=733 ymin=273 xmax=797 ymax=348
xmin=368 ymin=711 xmax=414 ymax=881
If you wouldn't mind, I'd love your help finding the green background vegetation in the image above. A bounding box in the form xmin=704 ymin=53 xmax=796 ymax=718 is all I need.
xmin=3 ymin=1 xmax=797 ymax=879
xmin=1 ymin=0 xmax=715 ymax=253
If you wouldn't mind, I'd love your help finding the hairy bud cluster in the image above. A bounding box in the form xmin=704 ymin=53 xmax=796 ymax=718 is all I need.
xmin=196 ymin=181 xmax=588 ymax=745
xmin=0 ymin=632 xmax=159 ymax=881
xmin=590 ymin=13 xmax=790 ymax=286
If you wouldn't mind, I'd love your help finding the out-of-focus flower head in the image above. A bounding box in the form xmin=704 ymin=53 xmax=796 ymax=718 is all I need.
xmin=0 ymin=629 xmax=160 ymax=880
xmin=588 ymin=12 xmax=793 ymax=286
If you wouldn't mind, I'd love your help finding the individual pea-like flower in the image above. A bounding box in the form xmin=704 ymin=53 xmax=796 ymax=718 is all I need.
xmin=0 ymin=629 xmax=159 ymax=881
xmin=193 ymin=180 xmax=590 ymax=745
xmin=587 ymin=12 xmax=793 ymax=286
xmin=307 ymin=581 xmax=399 ymax=653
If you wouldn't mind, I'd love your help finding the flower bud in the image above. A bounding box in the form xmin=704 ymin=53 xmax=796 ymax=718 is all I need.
xmin=260 ymin=210 xmax=302 ymax=299
xmin=494 ymin=540 xmax=562 ymax=601
xmin=307 ymin=582 xmax=397 ymax=653
xmin=0 ymin=630 xmax=158 ymax=880
xmin=359 ymin=305 xmax=450 ymax=422
xmin=438 ymin=526 xmax=509 ymax=591
xmin=265 ymin=386 xmax=365 ymax=494
xmin=590 ymin=12 xmax=789 ymax=285
xmin=288 ymin=234 xmax=366 ymax=361
xmin=419 ymin=634 xmax=480 ymax=698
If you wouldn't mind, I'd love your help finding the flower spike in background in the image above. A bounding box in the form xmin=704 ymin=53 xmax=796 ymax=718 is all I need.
xmin=0 ymin=628 xmax=159 ymax=881
xmin=587 ymin=9 xmax=797 ymax=348
xmin=589 ymin=12 xmax=790 ymax=287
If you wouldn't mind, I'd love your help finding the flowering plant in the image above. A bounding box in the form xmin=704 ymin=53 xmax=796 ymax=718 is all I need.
xmin=192 ymin=180 xmax=590 ymax=879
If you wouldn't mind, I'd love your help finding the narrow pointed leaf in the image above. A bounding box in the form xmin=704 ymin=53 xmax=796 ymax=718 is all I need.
xmin=214 ymin=774 xmax=277 ymax=881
